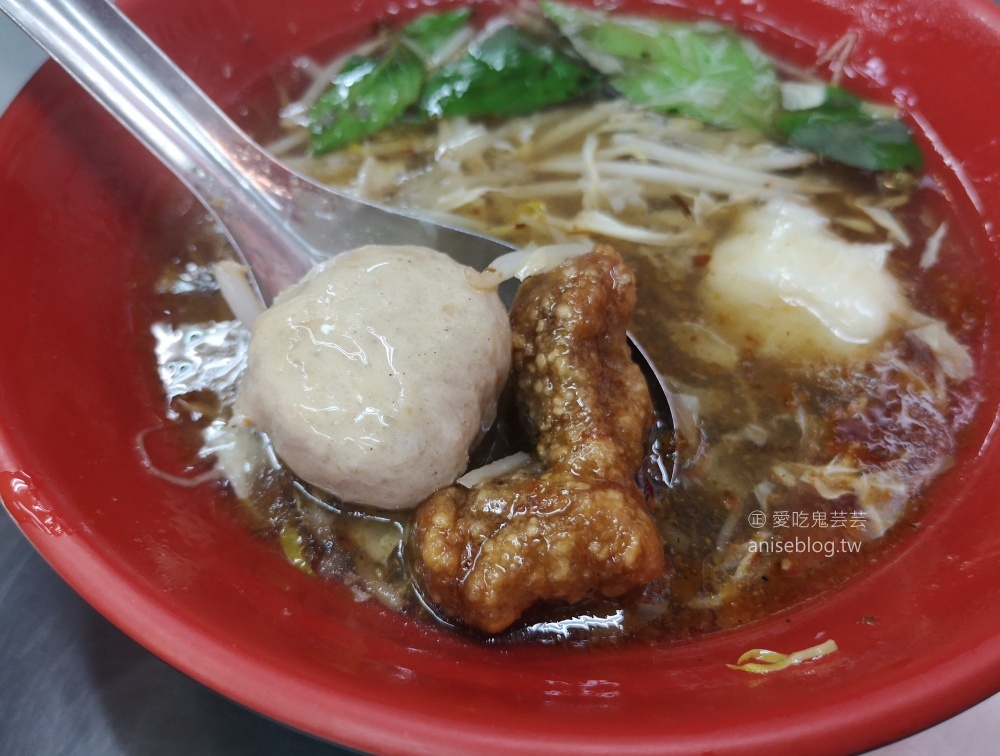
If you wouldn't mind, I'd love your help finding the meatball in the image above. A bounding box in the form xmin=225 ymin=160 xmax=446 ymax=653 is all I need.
xmin=235 ymin=245 xmax=511 ymax=510
xmin=410 ymin=246 xmax=665 ymax=633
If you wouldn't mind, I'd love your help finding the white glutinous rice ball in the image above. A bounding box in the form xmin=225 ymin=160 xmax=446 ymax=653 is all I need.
xmin=235 ymin=245 xmax=512 ymax=510
xmin=700 ymin=198 xmax=908 ymax=362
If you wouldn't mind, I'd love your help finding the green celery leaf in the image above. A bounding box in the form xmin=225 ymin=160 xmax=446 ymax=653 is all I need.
xmin=308 ymin=46 xmax=425 ymax=155
xmin=540 ymin=0 xmax=780 ymax=132
xmin=776 ymin=86 xmax=922 ymax=171
xmin=421 ymin=25 xmax=600 ymax=119
xmin=401 ymin=8 xmax=472 ymax=59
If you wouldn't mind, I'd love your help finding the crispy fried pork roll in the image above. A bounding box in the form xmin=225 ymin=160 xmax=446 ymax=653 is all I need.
xmin=410 ymin=246 xmax=664 ymax=633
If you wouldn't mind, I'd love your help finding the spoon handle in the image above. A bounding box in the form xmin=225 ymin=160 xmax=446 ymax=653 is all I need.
xmin=1 ymin=0 xmax=522 ymax=302
xmin=1 ymin=0 xmax=243 ymax=186
xmin=0 ymin=0 xmax=330 ymax=296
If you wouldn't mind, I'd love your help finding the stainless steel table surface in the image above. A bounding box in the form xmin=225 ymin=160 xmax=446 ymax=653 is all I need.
xmin=2 ymin=9 xmax=999 ymax=756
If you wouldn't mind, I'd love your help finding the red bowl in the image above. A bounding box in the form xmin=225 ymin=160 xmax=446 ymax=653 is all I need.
xmin=2 ymin=0 xmax=1000 ymax=753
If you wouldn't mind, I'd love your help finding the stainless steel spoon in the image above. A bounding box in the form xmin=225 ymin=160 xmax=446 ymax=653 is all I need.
xmin=0 ymin=0 xmax=675 ymax=443
xmin=0 ymin=0 xmax=517 ymax=303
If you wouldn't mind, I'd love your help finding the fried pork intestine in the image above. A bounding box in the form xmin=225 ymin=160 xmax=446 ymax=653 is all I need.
xmin=410 ymin=247 xmax=664 ymax=633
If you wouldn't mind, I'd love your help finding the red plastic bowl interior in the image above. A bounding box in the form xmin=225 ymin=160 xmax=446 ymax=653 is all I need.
xmin=2 ymin=1 xmax=1000 ymax=753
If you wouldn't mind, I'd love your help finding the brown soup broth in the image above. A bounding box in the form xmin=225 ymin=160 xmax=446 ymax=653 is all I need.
xmin=137 ymin=21 xmax=987 ymax=647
